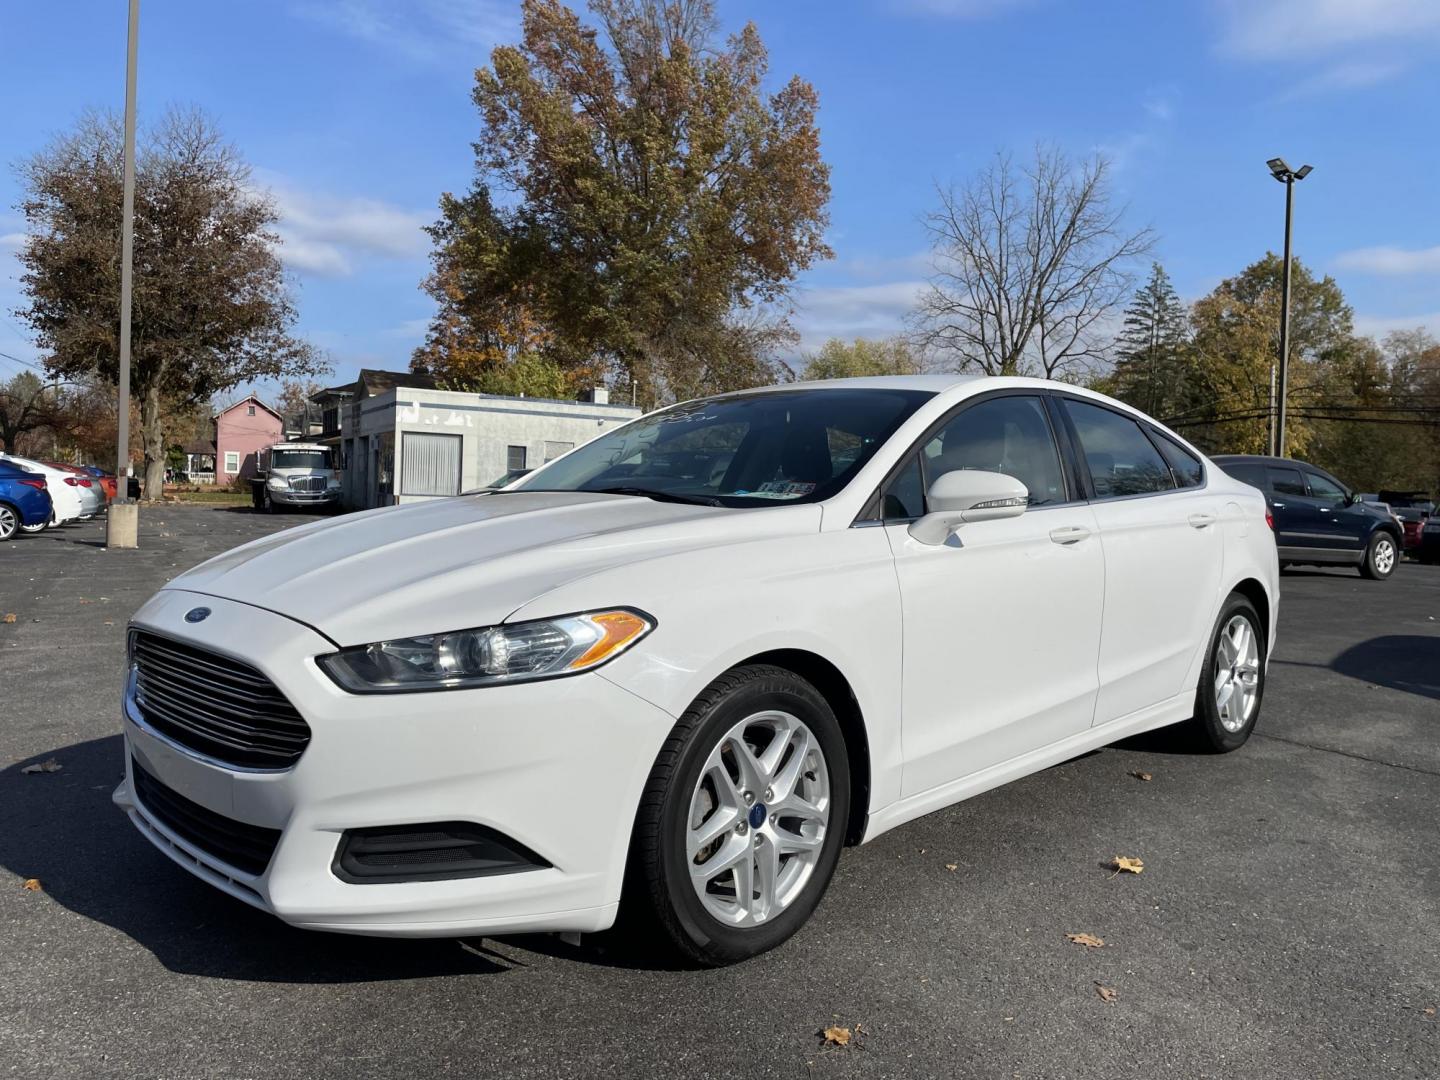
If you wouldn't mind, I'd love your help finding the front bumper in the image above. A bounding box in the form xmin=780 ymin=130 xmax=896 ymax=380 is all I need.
xmin=268 ymin=488 xmax=340 ymax=507
xmin=114 ymin=589 xmax=677 ymax=937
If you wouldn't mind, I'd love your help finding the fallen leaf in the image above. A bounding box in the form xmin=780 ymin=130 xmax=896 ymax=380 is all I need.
xmin=1 ymin=614 xmax=15 ymax=624
xmin=20 ymin=759 xmax=62 ymax=774
xmin=1095 ymin=982 xmax=1118 ymax=1003
xmin=21 ymin=878 xmax=42 ymax=892
xmin=945 ymin=863 xmax=958 ymax=872
xmin=821 ymin=1026 xmax=851 ymax=1047
xmin=1130 ymin=771 xmax=1153 ymax=782
xmin=1110 ymin=856 xmax=1144 ymax=875
xmin=1424 ymin=1006 xmax=1436 ymax=1018
xmin=1066 ymin=932 xmax=1105 ymax=948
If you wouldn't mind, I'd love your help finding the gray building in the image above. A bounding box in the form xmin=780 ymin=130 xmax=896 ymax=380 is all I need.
xmin=326 ymin=374 xmax=641 ymax=510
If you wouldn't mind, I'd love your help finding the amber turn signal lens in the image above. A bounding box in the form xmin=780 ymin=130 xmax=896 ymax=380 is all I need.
xmin=569 ymin=610 xmax=652 ymax=669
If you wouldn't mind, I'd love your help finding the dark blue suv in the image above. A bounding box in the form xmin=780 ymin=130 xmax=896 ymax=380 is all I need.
xmin=0 ymin=459 xmax=54 ymax=541
xmin=1212 ymin=455 xmax=1404 ymax=580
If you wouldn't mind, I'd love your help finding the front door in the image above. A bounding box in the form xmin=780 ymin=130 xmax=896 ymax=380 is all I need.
xmin=1301 ymin=469 xmax=1368 ymax=551
xmin=880 ymin=393 xmax=1105 ymax=797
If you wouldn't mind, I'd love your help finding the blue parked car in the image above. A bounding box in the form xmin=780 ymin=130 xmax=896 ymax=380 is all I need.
xmin=0 ymin=459 xmax=55 ymax=541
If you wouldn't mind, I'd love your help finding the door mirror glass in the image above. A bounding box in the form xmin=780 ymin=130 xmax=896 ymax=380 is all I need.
xmin=909 ymin=469 xmax=1028 ymax=545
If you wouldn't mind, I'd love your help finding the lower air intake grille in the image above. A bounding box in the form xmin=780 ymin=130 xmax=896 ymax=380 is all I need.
xmin=131 ymin=757 xmax=281 ymax=876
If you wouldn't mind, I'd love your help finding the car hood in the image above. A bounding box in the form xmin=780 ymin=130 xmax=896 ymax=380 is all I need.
xmin=164 ymin=492 xmax=821 ymax=645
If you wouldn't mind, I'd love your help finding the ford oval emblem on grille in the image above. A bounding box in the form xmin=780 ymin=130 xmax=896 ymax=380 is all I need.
xmin=184 ymin=607 xmax=211 ymax=624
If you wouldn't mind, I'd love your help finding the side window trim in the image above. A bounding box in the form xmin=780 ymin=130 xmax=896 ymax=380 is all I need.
xmin=852 ymin=389 xmax=1078 ymax=526
xmin=1143 ymin=424 xmax=1209 ymax=492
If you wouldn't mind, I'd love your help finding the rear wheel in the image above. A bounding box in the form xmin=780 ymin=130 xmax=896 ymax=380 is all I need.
xmin=1186 ymin=593 xmax=1266 ymax=753
xmin=19 ymin=512 xmax=51 ymax=535
xmin=0 ymin=504 xmax=18 ymax=541
xmin=1360 ymin=532 xmax=1398 ymax=579
xmin=629 ymin=665 xmax=849 ymax=966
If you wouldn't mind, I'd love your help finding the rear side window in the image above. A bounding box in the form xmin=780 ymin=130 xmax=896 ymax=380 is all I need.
xmin=1152 ymin=431 xmax=1204 ymax=488
xmin=1267 ymin=466 xmax=1306 ymax=497
xmin=1062 ymin=400 xmax=1175 ymax=499
xmin=1220 ymin=462 xmax=1267 ymax=490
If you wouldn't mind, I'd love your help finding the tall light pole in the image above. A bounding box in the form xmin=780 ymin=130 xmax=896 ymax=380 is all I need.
xmin=1266 ymin=157 xmax=1312 ymax=459
xmin=107 ymin=0 xmax=140 ymax=549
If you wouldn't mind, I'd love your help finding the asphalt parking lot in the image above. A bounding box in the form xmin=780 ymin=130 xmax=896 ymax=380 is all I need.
xmin=2 ymin=507 xmax=1437 ymax=1079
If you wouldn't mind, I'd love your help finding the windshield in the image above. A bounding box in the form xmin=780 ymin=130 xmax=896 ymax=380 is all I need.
xmin=514 ymin=388 xmax=933 ymax=507
xmin=271 ymin=449 xmax=332 ymax=470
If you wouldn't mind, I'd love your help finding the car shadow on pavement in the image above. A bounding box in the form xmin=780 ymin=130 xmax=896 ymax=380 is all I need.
xmin=1 ymin=735 xmax=515 ymax=983
xmin=1330 ymin=635 xmax=1440 ymax=700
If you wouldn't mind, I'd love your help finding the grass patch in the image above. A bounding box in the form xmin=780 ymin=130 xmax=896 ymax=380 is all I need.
xmin=166 ymin=490 xmax=252 ymax=505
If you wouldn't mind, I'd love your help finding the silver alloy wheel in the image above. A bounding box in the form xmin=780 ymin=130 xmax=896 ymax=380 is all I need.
xmin=0 ymin=504 xmax=16 ymax=539
xmin=1374 ymin=536 xmax=1396 ymax=575
xmin=1213 ymin=614 xmax=1261 ymax=733
xmin=686 ymin=710 xmax=830 ymax=927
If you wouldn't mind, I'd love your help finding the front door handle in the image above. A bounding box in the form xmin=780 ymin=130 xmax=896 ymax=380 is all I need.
xmin=1049 ymin=525 xmax=1091 ymax=545
xmin=1188 ymin=512 xmax=1217 ymax=529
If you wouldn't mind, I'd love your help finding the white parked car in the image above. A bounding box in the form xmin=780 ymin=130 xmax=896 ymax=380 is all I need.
xmin=114 ymin=377 xmax=1278 ymax=965
xmin=0 ymin=453 xmax=85 ymax=530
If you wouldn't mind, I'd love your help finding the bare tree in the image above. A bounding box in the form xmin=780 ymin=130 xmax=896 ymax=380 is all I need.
xmin=912 ymin=147 xmax=1154 ymax=379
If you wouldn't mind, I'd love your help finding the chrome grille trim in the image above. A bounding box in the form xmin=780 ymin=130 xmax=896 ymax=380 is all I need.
xmin=288 ymin=476 xmax=327 ymax=492
xmin=128 ymin=630 xmax=312 ymax=770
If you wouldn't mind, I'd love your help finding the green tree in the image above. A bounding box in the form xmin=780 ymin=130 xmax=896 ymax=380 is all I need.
xmin=1108 ymin=263 xmax=1191 ymax=418
xmin=1180 ymin=254 xmax=1353 ymax=456
xmin=14 ymin=109 xmax=325 ymax=497
xmin=417 ymin=0 xmax=831 ymax=408
xmin=800 ymin=337 xmax=921 ymax=380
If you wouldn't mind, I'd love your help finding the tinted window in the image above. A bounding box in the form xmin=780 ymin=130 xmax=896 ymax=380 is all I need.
xmin=1220 ymin=462 xmax=1267 ymax=490
xmin=1152 ymin=432 xmax=1204 ymax=488
xmin=921 ymin=396 xmax=1066 ymax=506
xmin=1306 ymin=472 xmax=1346 ymax=501
xmin=881 ymin=454 xmax=925 ymax=520
xmin=1063 ymin=400 xmax=1174 ymax=498
xmin=1267 ymin=466 xmax=1306 ymax=497
xmin=518 ymin=389 xmax=932 ymax=508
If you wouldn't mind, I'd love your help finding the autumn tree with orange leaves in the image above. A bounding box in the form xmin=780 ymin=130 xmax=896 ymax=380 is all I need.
xmin=413 ymin=0 xmax=831 ymax=407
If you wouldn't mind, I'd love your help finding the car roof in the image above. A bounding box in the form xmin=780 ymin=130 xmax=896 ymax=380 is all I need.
xmin=1212 ymin=454 xmax=1317 ymax=467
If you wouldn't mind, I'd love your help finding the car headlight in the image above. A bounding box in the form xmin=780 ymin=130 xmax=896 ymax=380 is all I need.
xmin=317 ymin=608 xmax=654 ymax=693
xmin=267 ymin=477 xmax=287 ymax=490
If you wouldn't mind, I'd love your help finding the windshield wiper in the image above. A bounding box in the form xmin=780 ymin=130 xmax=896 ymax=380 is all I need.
xmin=590 ymin=485 xmax=724 ymax=507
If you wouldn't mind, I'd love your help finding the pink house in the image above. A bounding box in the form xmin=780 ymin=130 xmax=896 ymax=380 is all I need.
xmin=215 ymin=394 xmax=283 ymax=486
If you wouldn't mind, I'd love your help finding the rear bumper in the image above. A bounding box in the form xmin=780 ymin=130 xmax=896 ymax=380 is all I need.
xmin=114 ymin=589 xmax=676 ymax=937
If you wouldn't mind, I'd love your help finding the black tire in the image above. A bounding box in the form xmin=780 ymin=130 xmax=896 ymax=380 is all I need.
xmin=1359 ymin=531 xmax=1399 ymax=580
xmin=263 ymin=489 xmax=277 ymax=514
xmin=628 ymin=664 xmax=850 ymax=967
xmin=19 ymin=512 xmax=52 ymax=535
xmin=0 ymin=502 xmax=18 ymax=541
xmin=1186 ymin=593 xmax=1266 ymax=753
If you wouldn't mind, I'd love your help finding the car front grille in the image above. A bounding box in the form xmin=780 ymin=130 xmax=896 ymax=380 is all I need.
xmin=129 ymin=630 xmax=312 ymax=770
xmin=131 ymin=756 xmax=281 ymax=875
xmin=289 ymin=476 xmax=327 ymax=493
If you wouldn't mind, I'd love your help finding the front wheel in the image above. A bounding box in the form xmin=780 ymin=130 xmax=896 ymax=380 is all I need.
xmin=1360 ymin=532 xmax=1398 ymax=580
xmin=1186 ymin=593 xmax=1266 ymax=753
xmin=629 ymin=665 xmax=850 ymax=966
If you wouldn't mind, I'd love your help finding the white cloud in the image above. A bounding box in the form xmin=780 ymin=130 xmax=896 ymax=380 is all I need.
xmin=257 ymin=176 xmax=431 ymax=278
xmin=1141 ymin=86 xmax=1179 ymax=122
xmin=294 ymin=0 xmax=517 ymax=63
xmin=1334 ymin=245 xmax=1440 ymax=276
xmin=792 ymin=280 xmax=926 ymax=350
xmin=1353 ymin=311 xmax=1440 ymax=339
xmin=1216 ymin=0 xmax=1440 ymax=59
xmin=1271 ymin=59 xmax=1409 ymax=101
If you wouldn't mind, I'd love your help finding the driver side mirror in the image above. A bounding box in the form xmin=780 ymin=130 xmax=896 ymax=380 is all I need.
xmin=908 ymin=469 xmax=1028 ymax=545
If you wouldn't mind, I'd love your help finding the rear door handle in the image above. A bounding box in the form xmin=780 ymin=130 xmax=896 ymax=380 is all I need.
xmin=1271 ymin=502 xmax=1286 ymax=510
xmin=1049 ymin=525 xmax=1091 ymax=545
xmin=1188 ymin=512 xmax=1217 ymax=529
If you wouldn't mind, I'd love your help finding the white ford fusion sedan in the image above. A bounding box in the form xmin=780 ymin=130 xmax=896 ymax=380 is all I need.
xmin=114 ymin=376 xmax=1278 ymax=965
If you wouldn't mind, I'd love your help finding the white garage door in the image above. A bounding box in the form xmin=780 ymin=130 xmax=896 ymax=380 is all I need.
xmin=401 ymin=432 xmax=462 ymax=496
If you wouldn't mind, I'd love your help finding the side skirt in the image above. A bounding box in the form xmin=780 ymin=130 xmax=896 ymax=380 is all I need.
xmin=860 ymin=690 xmax=1194 ymax=844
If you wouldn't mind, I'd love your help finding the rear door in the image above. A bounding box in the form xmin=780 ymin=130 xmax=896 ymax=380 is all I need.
xmin=1263 ymin=464 xmax=1313 ymax=551
xmin=1058 ymin=398 xmax=1225 ymax=725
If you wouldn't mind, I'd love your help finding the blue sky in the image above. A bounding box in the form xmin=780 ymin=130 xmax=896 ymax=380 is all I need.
xmin=3 ymin=0 xmax=1439 ymax=398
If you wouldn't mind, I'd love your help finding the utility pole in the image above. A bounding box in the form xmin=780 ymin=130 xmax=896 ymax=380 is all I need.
xmin=1266 ymin=157 xmax=1312 ymax=459
xmin=107 ymin=0 xmax=140 ymax=549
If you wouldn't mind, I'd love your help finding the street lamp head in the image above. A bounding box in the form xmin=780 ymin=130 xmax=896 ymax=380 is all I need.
xmin=1294 ymin=164 xmax=1313 ymax=180
xmin=1267 ymin=157 xmax=1291 ymax=180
